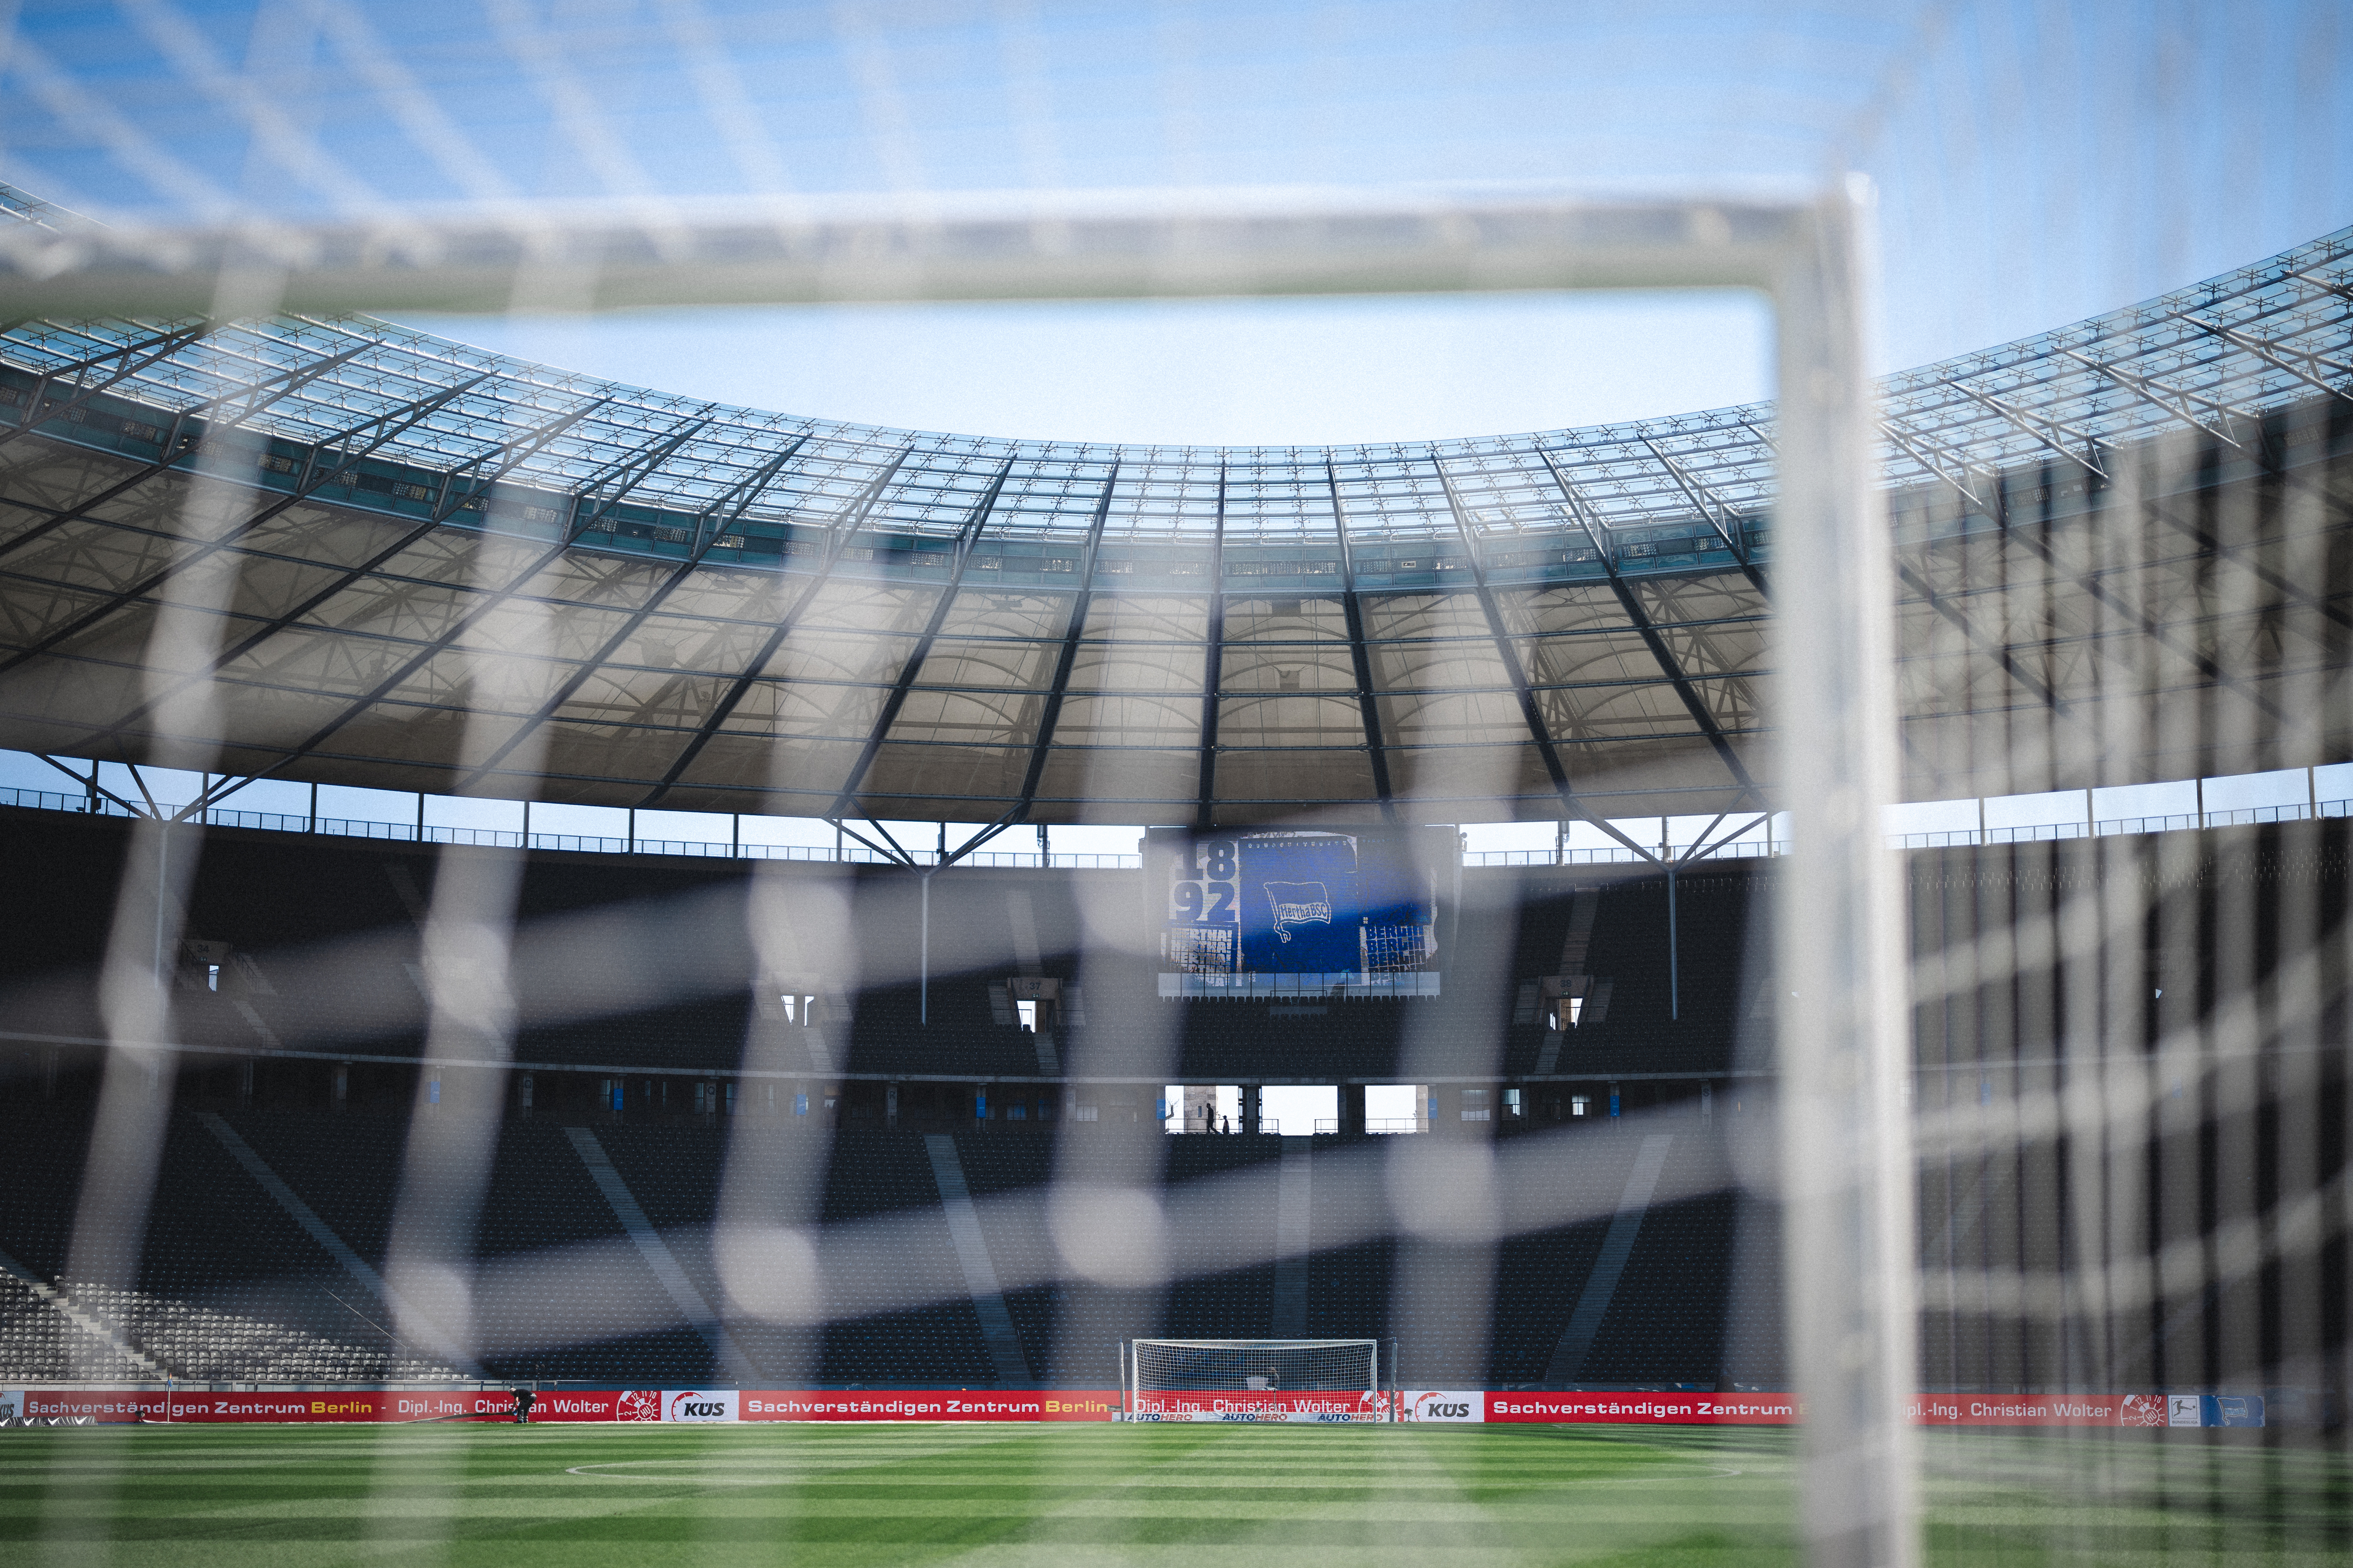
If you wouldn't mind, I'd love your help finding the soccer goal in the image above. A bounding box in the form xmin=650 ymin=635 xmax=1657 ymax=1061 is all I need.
xmin=1123 ymin=1338 xmax=1389 ymax=1423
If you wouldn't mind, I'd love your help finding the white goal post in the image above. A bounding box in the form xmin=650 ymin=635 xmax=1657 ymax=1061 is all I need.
xmin=1124 ymin=1338 xmax=1389 ymax=1423
xmin=0 ymin=186 xmax=1913 ymax=1564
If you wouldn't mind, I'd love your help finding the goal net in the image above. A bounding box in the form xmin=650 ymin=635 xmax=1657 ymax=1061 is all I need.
xmin=1125 ymin=1339 xmax=1387 ymax=1423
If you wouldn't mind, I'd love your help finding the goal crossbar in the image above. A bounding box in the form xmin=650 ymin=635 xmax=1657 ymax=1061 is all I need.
xmin=2 ymin=184 xmax=1914 ymax=1565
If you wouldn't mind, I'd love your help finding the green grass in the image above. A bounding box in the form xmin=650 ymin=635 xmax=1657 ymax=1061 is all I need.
xmin=1 ymin=1422 xmax=2346 ymax=1566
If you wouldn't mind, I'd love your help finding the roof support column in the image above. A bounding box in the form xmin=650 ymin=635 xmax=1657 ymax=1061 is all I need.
xmin=1009 ymin=462 xmax=1121 ymax=823
xmin=1322 ymin=462 xmax=1395 ymax=822
xmin=1432 ymin=458 xmax=1664 ymax=859
xmin=824 ymin=458 xmax=1017 ymax=819
xmin=1534 ymin=451 xmax=1766 ymax=809
xmin=1194 ymin=466 xmax=1227 ymax=830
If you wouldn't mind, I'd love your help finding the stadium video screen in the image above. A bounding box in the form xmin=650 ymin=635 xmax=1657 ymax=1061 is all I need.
xmin=1146 ymin=826 xmax=1451 ymax=998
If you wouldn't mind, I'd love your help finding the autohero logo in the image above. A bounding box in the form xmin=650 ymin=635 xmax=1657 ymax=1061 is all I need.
xmin=664 ymin=1389 xmax=738 ymax=1423
xmin=1405 ymin=1390 xmax=1484 ymax=1423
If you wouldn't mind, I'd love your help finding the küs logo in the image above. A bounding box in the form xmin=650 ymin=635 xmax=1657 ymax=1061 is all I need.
xmin=665 ymin=1389 xmax=738 ymax=1423
xmin=1406 ymin=1390 xmax=1484 ymax=1423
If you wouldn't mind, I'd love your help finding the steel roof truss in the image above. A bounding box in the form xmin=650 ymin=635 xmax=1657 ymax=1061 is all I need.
xmin=0 ymin=341 xmax=372 ymax=569
xmin=2055 ymin=348 xmax=2255 ymax=451
xmin=95 ymin=399 xmax=631 ymax=777
xmin=434 ymin=396 xmax=612 ymax=519
xmin=2174 ymin=312 xmax=2353 ymax=406
xmin=1438 ymin=458 xmax=1679 ymax=858
xmin=35 ymin=753 xmax=145 ymax=818
xmin=2288 ymin=268 xmax=2353 ymax=305
xmin=452 ymin=437 xmax=812 ymax=793
xmin=1535 ymin=451 xmax=1762 ymax=817
xmin=1984 ymin=476 xmax=2289 ymax=726
xmin=1877 ymin=418 xmax=1988 ymax=508
xmin=1942 ymin=378 xmax=2110 ymax=480
xmin=0 ymin=321 xmax=214 ymax=453
xmin=565 ymin=411 xmax=715 ymax=540
xmin=1641 ymin=438 xmax=1768 ymax=594
xmin=225 ymin=495 xmax=651 ymax=795
xmin=634 ymin=444 xmax=918 ymax=809
xmin=198 ymin=340 xmax=378 ymax=438
xmin=1678 ymin=810 xmax=1771 ymax=866
xmin=828 ymin=816 xmax=918 ymax=868
xmin=1009 ymin=463 xmax=1121 ymax=823
xmin=0 ymin=372 xmax=495 ymax=683
xmin=1891 ymin=556 xmax=2069 ymax=719
xmin=937 ymin=811 xmax=1026 ymax=868
xmin=824 ymin=458 xmax=1016 ymax=820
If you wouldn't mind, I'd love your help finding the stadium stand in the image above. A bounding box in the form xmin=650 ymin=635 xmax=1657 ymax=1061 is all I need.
xmin=1 ymin=795 xmax=2341 ymax=1393
xmin=0 ymin=1105 xmax=1771 ymax=1388
xmin=0 ymin=803 xmax=1758 ymax=1096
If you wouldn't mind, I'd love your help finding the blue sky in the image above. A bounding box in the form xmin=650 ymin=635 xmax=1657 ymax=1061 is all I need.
xmin=6 ymin=2 xmax=2348 ymax=443
xmin=396 ymin=290 xmax=1778 ymax=447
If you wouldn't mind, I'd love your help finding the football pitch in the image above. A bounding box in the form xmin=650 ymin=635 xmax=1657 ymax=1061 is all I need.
xmin=2 ymin=1422 xmax=2347 ymax=1566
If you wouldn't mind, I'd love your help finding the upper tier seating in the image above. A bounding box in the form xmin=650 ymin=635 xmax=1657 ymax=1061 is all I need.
xmin=0 ymin=808 xmax=1754 ymax=1087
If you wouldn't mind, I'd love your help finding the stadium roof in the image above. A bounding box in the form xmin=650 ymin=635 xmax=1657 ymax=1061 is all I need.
xmin=0 ymin=211 xmax=2347 ymax=830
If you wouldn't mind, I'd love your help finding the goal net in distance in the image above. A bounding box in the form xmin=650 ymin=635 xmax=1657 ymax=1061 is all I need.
xmin=1125 ymin=1339 xmax=1388 ymax=1423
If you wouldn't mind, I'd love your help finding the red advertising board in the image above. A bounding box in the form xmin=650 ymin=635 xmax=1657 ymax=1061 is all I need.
xmin=1487 ymin=1392 xmax=1799 ymax=1425
xmin=7 ymin=1387 xmax=2202 ymax=1428
xmin=10 ymin=1387 xmax=1117 ymax=1424
xmin=18 ymin=1389 xmax=544 ymax=1423
xmin=1488 ymin=1392 xmax=2188 ymax=1427
xmin=742 ymin=1390 xmax=1119 ymax=1422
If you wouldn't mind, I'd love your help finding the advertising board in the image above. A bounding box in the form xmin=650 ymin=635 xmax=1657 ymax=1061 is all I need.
xmin=1127 ymin=1387 xmax=1389 ymax=1423
xmin=4 ymin=1387 xmax=2262 ymax=1428
xmin=742 ymin=1391 xmax=1118 ymax=1422
xmin=663 ymin=1389 xmax=737 ymax=1422
xmin=1486 ymin=1393 xmax=1799 ymax=1425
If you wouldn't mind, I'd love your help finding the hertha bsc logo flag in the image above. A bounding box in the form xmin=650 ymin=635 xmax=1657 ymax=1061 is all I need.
xmin=1238 ymin=833 xmax=1360 ymax=974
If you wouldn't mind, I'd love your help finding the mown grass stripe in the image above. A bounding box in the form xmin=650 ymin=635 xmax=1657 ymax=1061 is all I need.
xmin=2 ymin=1424 xmax=2347 ymax=1566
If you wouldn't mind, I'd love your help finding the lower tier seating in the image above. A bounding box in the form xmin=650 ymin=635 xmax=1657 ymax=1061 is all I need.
xmin=0 ymin=1102 xmax=1766 ymax=1389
